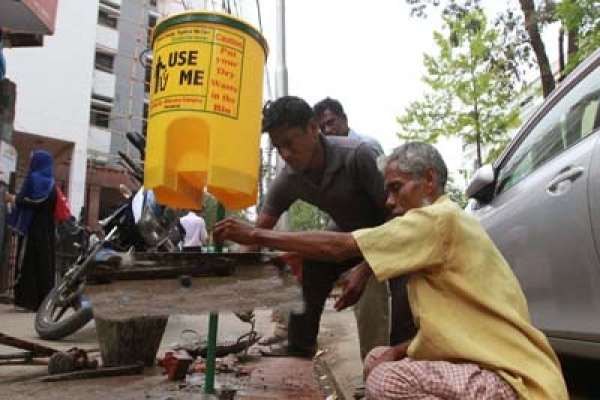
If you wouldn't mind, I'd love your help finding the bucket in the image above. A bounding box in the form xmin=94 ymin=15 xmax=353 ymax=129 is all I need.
xmin=145 ymin=11 xmax=268 ymax=210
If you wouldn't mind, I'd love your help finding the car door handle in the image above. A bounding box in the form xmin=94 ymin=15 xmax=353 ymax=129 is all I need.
xmin=546 ymin=166 xmax=585 ymax=193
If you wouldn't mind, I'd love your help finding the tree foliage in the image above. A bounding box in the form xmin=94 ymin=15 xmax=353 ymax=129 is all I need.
xmin=288 ymin=200 xmax=330 ymax=232
xmin=555 ymin=0 xmax=600 ymax=74
xmin=406 ymin=0 xmax=599 ymax=98
xmin=200 ymin=192 xmax=250 ymax=233
xmin=405 ymin=0 xmax=479 ymax=18
xmin=446 ymin=175 xmax=468 ymax=208
xmin=397 ymin=7 xmax=521 ymax=168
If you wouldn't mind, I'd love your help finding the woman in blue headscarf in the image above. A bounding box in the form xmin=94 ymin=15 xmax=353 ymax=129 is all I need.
xmin=5 ymin=150 xmax=57 ymax=311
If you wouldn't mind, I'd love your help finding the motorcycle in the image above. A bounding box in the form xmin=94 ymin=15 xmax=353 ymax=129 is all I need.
xmin=35 ymin=132 xmax=183 ymax=340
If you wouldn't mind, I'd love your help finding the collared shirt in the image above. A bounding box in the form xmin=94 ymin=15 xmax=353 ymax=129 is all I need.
xmin=179 ymin=212 xmax=207 ymax=248
xmin=260 ymin=135 xmax=386 ymax=232
xmin=352 ymin=196 xmax=568 ymax=400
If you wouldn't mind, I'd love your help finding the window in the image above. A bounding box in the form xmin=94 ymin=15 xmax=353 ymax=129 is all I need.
xmin=98 ymin=9 xmax=118 ymax=29
xmin=90 ymin=104 xmax=111 ymax=128
xmin=95 ymin=51 xmax=115 ymax=72
xmin=148 ymin=15 xmax=157 ymax=29
xmin=145 ymin=66 xmax=151 ymax=93
xmin=143 ymin=102 xmax=149 ymax=135
xmin=147 ymin=15 xmax=158 ymax=47
xmin=497 ymin=63 xmax=600 ymax=194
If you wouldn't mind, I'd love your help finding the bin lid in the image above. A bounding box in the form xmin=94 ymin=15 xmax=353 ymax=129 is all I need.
xmin=152 ymin=10 xmax=269 ymax=58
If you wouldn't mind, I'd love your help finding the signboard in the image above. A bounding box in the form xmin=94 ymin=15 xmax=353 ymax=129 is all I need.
xmin=0 ymin=0 xmax=58 ymax=35
xmin=0 ymin=141 xmax=17 ymax=185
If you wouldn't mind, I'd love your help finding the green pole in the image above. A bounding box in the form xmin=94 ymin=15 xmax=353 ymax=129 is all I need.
xmin=214 ymin=203 xmax=225 ymax=252
xmin=204 ymin=312 xmax=219 ymax=394
xmin=204 ymin=203 xmax=226 ymax=394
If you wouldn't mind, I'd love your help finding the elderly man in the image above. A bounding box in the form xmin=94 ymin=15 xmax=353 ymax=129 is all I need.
xmin=214 ymin=142 xmax=568 ymax=399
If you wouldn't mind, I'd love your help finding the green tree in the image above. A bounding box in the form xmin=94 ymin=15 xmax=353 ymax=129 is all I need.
xmin=407 ymin=0 xmax=599 ymax=98
xmin=446 ymin=175 xmax=468 ymax=208
xmin=512 ymin=0 xmax=556 ymax=97
xmin=397 ymin=8 xmax=521 ymax=168
xmin=200 ymin=192 xmax=250 ymax=233
xmin=406 ymin=0 xmax=555 ymax=96
xmin=556 ymin=0 xmax=600 ymax=75
xmin=288 ymin=201 xmax=330 ymax=232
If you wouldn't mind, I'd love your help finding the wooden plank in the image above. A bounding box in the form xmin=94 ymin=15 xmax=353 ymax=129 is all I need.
xmin=87 ymin=252 xmax=280 ymax=281
xmin=85 ymin=262 xmax=303 ymax=318
xmin=39 ymin=363 xmax=144 ymax=382
xmin=0 ymin=333 xmax=58 ymax=356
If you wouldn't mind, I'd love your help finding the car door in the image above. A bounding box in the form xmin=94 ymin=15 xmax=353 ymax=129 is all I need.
xmin=476 ymin=57 xmax=600 ymax=341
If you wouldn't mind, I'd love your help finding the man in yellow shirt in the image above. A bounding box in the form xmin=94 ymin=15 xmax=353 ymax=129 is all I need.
xmin=214 ymin=142 xmax=568 ymax=399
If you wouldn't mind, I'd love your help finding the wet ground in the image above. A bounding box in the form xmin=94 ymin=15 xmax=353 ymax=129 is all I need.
xmin=0 ymin=304 xmax=353 ymax=399
xmin=3 ymin=299 xmax=599 ymax=399
xmin=0 ymin=356 xmax=333 ymax=400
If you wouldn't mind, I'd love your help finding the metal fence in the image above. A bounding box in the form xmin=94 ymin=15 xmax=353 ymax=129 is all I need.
xmin=0 ymin=232 xmax=19 ymax=300
xmin=0 ymin=229 xmax=80 ymax=302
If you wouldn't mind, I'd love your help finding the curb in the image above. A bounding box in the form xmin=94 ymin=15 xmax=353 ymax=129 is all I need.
xmin=316 ymin=303 xmax=364 ymax=400
xmin=314 ymin=344 xmax=363 ymax=400
xmin=314 ymin=353 xmax=349 ymax=400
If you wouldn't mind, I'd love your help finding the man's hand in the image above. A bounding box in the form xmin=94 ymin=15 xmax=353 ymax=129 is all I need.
xmin=275 ymin=252 xmax=304 ymax=283
xmin=4 ymin=192 xmax=15 ymax=204
xmin=364 ymin=340 xmax=411 ymax=377
xmin=236 ymin=244 xmax=259 ymax=253
xmin=334 ymin=261 xmax=372 ymax=311
xmin=213 ymin=217 xmax=258 ymax=246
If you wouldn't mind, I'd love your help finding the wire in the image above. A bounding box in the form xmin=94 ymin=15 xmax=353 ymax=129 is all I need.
xmin=254 ymin=0 xmax=272 ymax=102
xmin=255 ymin=0 xmax=263 ymax=31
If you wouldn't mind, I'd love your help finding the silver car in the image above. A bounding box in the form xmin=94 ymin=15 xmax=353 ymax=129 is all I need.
xmin=467 ymin=48 xmax=600 ymax=359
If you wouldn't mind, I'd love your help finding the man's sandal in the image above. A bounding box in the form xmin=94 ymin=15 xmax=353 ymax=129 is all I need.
xmin=259 ymin=343 xmax=316 ymax=359
xmin=353 ymin=383 xmax=366 ymax=399
xmin=258 ymin=334 xmax=287 ymax=346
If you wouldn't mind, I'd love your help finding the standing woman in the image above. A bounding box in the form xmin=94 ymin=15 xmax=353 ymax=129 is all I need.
xmin=5 ymin=150 xmax=57 ymax=311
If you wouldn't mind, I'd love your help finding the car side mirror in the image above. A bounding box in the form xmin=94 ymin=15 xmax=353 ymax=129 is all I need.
xmin=466 ymin=164 xmax=495 ymax=200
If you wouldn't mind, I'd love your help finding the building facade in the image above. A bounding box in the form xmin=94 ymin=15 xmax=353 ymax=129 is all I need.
xmin=4 ymin=0 xmax=269 ymax=226
xmin=5 ymin=0 xmax=158 ymax=226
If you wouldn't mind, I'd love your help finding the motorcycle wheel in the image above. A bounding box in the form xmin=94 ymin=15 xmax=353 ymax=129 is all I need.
xmin=35 ymin=285 xmax=93 ymax=340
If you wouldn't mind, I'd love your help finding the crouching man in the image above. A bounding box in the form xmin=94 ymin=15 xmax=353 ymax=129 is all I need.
xmin=214 ymin=141 xmax=568 ymax=399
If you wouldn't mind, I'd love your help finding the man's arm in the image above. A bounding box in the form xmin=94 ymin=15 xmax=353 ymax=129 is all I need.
xmin=238 ymin=212 xmax=278 ymax=252
xmin=214 ymin=217 xmax=362 ymax=262
xmin=334 ymin=261 xmax=373 ymax=311
xmin=255 ymin=212 xmax=279 ymax=230
xmin=240 ymin=168 xmax=295 ymax=252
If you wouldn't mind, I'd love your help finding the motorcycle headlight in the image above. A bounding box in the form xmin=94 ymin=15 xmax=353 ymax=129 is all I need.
xmin=137 ymin=200 xmax=168 ymax=247
xmin=88 ymin=233 xmax=100 ymax=249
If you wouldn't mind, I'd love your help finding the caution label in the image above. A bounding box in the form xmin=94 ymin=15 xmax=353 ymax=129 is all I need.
xmin=150 ymin=24 xmax=244 ymax=119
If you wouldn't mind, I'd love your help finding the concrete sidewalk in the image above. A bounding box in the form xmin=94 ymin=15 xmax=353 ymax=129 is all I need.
xmin=317 ymin=301 xmax=364 ymax=400
xmin=0 ymin=300 xmax=363 ymax=399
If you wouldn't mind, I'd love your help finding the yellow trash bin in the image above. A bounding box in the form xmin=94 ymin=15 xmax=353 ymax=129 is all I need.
xmin=145 ymin=11 xmax=268 ymax=210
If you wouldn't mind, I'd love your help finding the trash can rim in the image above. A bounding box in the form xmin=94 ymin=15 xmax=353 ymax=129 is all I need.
xmin=152 ymin=11 xmax=269 ymax=57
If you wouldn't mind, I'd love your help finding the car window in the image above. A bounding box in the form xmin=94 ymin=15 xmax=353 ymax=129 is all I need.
xmin=497 ymin=65 xmax=600 ymax=194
